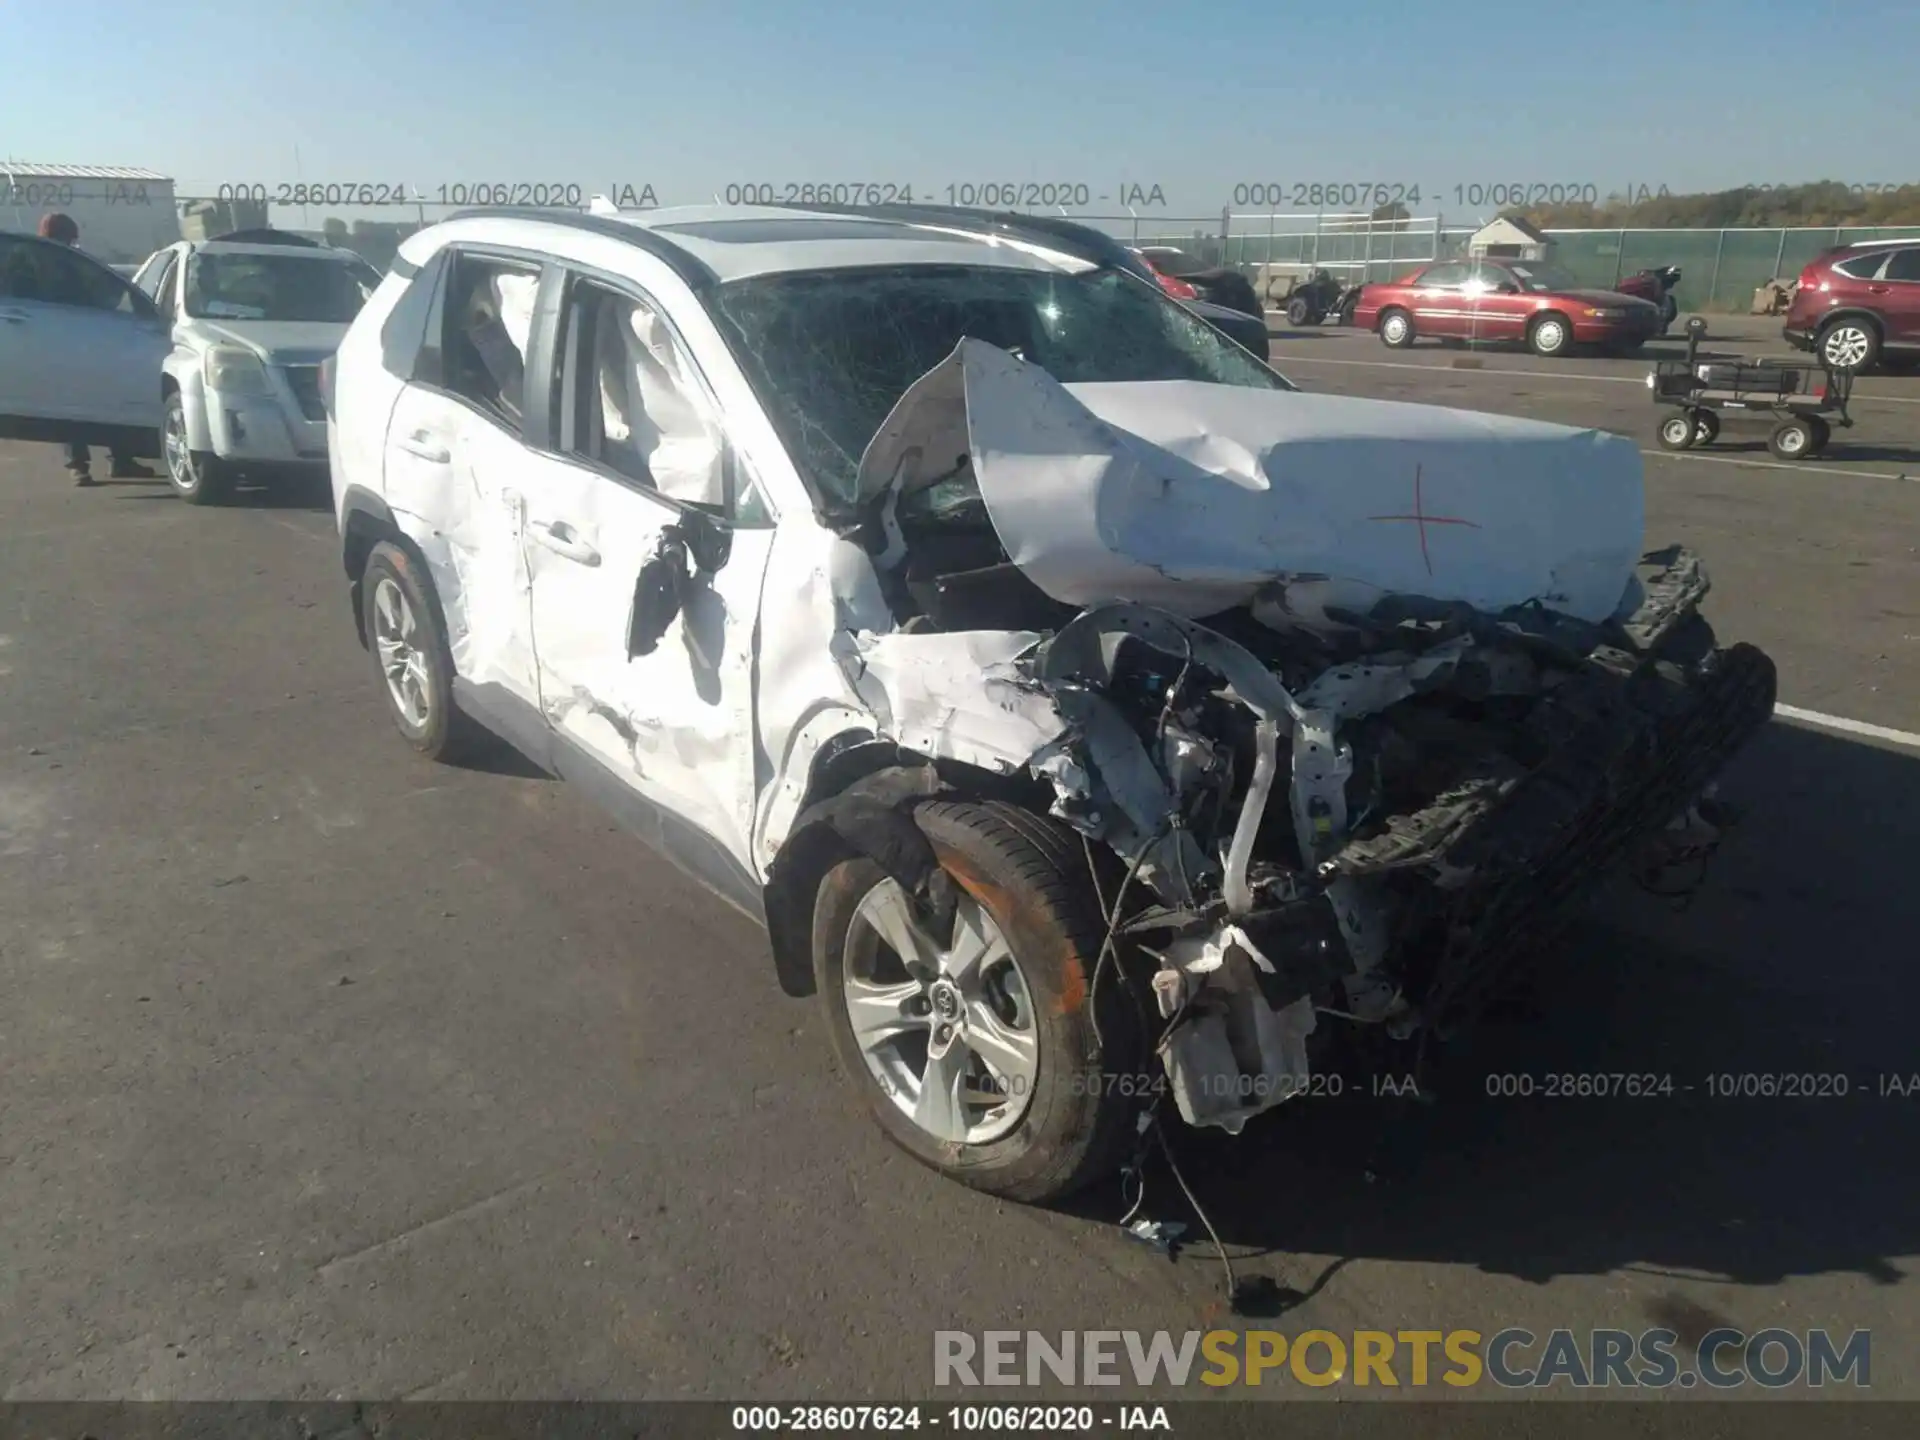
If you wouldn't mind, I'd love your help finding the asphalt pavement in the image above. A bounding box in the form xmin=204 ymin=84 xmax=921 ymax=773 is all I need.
xmin=2 ymin=333 xmax=1917 ymax=1403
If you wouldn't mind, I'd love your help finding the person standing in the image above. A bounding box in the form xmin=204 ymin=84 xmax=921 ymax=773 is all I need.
xmin=36 ymin=212 xmax=158 ymax=487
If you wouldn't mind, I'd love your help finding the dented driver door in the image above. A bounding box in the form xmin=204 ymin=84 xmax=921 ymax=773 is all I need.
xmin=521 ymin=270 xmax=775 ymax=908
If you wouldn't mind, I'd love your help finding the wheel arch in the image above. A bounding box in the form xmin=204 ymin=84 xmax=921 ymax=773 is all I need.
xmin=1816 ymin=309 xmax=1885 ymax=341
xmin=340 ymin=487 xmax=439 ymax=650
xmin=759 ymin=739 xmax=1048 ymax=999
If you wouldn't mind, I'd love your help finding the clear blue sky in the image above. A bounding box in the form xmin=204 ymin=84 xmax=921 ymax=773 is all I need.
xmin=5 ymin=0 xmax=1917 ymax=217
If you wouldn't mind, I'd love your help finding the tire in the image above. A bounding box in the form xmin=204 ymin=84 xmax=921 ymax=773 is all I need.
xmin=1378 ymin=308 xmax=1415 ymax=348
xmin=812 ymin=800 xmax=1143 ymax=1204
xmin=1805 ymin=416 xmax=1832 ymax=455
xmin=1528 ymin=312 xmax=1573 ymax=357
xmin=1286 ymin=296 xmax=1313 ymax=326
xmin=1768 ymin=419 xmax=1815 ymax=460
xmin=1657 ymin=414 xmax=1698 ymax=451
xmin=1817 ymin=317 xmax=1880 ymax=372
xmin=161 ymin=391 xmax=233 ymax=505
xmin=1659 ymin=295 xmax=1678 ymax=335
xmin=1692 ymin=410 xmax=1720 ymax=445
xmin=359 ymin=540 xmax=478 ymax=761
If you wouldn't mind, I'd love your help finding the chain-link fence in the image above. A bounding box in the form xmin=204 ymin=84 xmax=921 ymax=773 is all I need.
xmin=165 ymin=196 xmax=1918 ymax=312
xmin=1072 ymin=211 xmax=1919 ymax=313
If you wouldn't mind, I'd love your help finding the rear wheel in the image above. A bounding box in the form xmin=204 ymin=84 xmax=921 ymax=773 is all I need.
xmin=1692 ymin=410 xmax=1720 ymax=445
xmin=1805 ymin=416 xmax=1832 ymax=455
xmin=1817 ymin=318 xmax=1879 ymax=372
xmin=1528 ymin=313 xmax=1573 ymax=357
xmin=162 ymin=391 xmax=232 ymax=505
xmin=360 ymin=541 xmax=479 ymax=761
xmin=1768 ymin=419 xmax=1815 ymax=460
xmin=812 ymin=800 xmax=1142 ymax=1203
xmin=1379 ymin=308 xmax=1415 ymax=348
xmin=1286 ymin=295 xmax=1315 ymax=326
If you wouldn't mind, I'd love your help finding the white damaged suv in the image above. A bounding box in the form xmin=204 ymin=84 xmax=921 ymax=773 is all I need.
xmin=129 ymin=231 xmax=382 ymax=503
xmin=326 ymin=203 xmax=1776 ymax=1202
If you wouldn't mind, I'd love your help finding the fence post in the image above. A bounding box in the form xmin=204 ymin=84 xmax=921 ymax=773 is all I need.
xmin=1312 ymin=210 xmax=1323 ymax=268
xmin=1706 ymin=228 xmax=1727 ymax=310
xmin=1220 ymin=207 xmax=1231 ymax=267
xmin=1267 ymin=207 xmax=1277 ymax=271
xmin=1771 ymin=227 xmax=1787 ymax=281
xmin=1611 ymin=229 xmax=1625 ymax=286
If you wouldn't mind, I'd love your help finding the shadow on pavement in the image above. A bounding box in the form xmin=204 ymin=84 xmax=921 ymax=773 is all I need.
xmin=1119 ymin=720 xmax=1920 ymax=1295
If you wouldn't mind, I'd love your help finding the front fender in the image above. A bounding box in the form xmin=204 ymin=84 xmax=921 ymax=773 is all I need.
xmin=161 ymin=351 xmax=213 ymax=453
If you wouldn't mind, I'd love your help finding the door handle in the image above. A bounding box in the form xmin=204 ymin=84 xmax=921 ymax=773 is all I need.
xmin=1867 ymin=285 xmax=1891 ymax=294
xmin=0 ymin=309 xmax=27 ymax=324
xmin=529 ymin=520 xmax=601 ymax=566
xmin=396 ymin=428 xmax=450 ymax=464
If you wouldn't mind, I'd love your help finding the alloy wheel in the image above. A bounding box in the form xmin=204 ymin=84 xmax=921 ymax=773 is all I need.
xmin=1822 ymin=325 xmax=1872 ymax=369
xmin=371 ymin=576 xmax=433 ymax=730
xmin=841 ymin=877 xmax=1039 ymax=1146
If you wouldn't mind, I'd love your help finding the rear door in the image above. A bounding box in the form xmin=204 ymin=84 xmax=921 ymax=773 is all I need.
xmin=0 ymin=234 xmax=171 ymax=440
xmin=521 ymin=262 xmax=777 ymax=901
xmin=1877 ymin=247 xmax=1920 ymax=346
xmin=381 ymin=246 xmax=547 ymax=718
xmin=1407 ymin=261 xmax=1472 ymax=337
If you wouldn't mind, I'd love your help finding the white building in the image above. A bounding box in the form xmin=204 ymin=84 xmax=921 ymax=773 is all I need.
xmin=1465 ymin=214 xmax=1556 ymax=262
xmin=2 ymin=162 xmax=181 ymax=264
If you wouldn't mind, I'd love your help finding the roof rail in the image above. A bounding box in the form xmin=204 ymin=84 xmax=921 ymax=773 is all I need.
xmin=788 ymin=200 xmax=1129 ymax=269
xmin=439 ymin=205 xmax=719 ymax=288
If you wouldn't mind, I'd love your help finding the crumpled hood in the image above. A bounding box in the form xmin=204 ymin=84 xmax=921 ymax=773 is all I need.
xmin=191 ymin=319 xmax=349 ymax=367
xmin=856 ymin=339 xmax=1646 ymax=625
xmin=1553 ymin=289 xmax=1660 ymax=312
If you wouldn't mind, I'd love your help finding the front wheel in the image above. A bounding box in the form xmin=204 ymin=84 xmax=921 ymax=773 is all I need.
xmin=1286 ymin=296 xmax=1315 ymax=326
xmin=1528 ymin=313 xmax=1573 ymax=357
xmin=162 ymin=391 xmax=232 ymax=505
xmin=813 ymin=800 xmax=1142 ymax=1203
xmin=1658 ymin=414 xmax=1698 ymax=451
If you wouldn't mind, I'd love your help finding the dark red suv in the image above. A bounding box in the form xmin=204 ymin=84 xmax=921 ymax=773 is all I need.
xmin=1783 ymin=240 xmax=1920 ymax=371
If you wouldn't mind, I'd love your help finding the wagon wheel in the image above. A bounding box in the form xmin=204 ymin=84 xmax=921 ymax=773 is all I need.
xmin=1768 ymin=419 xmax=1816 ymax=460
xmin=1691 ymin=409 xmax=1720 ymax=445
xmin=1805 ymin=416 xmax=1832 ymax=456
xmin=1657 ymin=413 xmax=1698 ymax=451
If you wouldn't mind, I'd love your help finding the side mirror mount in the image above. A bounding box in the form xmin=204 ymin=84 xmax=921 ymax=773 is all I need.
xmin=625 ymin=508 xmax=733 ymax=659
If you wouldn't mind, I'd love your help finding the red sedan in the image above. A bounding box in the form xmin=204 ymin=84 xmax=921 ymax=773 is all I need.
xmin=1351 ymin=258 xmax=1663 ymax=357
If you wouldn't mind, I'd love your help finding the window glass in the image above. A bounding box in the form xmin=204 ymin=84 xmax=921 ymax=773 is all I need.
xmin=150 ymin=254 xmax=180 ymax=319
xmin=556 ymin=275 xmax=766 ymax=522
xmin=441 ymin=252 xmax=540 ymax=431
xmin=1416 ymin=263 xmax=1472 ymax=288
xmin=0 ymin=236 xmax=147 ymax=313
xmin=183 ymin=252 xmax=376 ymax=322
xmin=1881 ymin=249 xmax=1920 ymax=282
xmin=1834 ymin=252 xmax=1891 ymax=280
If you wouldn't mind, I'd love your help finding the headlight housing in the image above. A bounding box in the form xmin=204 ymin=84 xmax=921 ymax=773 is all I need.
xmin=203 ymin=345 xmax=274 ymax=397
xmin=1583 ymin=307 xmax=1626 ymax=320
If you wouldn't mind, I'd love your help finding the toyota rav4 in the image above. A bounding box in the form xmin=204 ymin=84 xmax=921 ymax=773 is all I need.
xmin=323 ymin=203 xmax=1776 ymax=1203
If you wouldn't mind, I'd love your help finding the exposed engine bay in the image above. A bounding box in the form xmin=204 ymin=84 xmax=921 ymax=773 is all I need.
xmin=825 ymin=339 xmax=1778 ymax=1134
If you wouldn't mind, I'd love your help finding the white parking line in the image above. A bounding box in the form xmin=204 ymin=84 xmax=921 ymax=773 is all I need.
xmin=1774 ymin=706 xmax=1920 ymax=750
xmin=1269 ymin=351 xmax=1920 ymax=405
xmin=1640 ymin=450 xmax=1914 ymax=483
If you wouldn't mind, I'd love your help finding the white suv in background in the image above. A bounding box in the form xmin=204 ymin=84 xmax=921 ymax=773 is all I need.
xmin=128 ymin=231 xmax=382 ymax=502
xmin=321 ymin=203 xmax=1771 ymax=1204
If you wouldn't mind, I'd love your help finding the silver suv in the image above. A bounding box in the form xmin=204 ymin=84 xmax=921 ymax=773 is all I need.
xmin=129 ymin=232 xmax=381 ymax=502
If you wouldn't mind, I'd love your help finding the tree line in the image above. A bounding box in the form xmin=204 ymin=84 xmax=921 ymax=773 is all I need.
xmin=1508 ymin=181 xmax=1920 ymax=229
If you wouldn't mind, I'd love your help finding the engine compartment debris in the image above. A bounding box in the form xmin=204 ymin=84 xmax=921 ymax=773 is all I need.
xmin=814 ymin=338 xmax=1778 ymax=1135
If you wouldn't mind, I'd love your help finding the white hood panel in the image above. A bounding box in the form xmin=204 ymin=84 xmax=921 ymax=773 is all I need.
xmin=860 ymin=340 xmax=1647 ymax=625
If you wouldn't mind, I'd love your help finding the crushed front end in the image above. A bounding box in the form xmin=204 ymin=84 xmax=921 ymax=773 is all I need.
xmin=831 ymin=337 xmax=1779 ymax=1137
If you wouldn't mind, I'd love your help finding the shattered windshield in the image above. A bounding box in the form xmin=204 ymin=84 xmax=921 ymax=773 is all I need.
xmin=184 ymin=253 xmax=378 ymax=323
xmin=1504 ymin=263 xmax=1586 ymax=293
xmin=709 ymin=264 xmax=1291 ymax=510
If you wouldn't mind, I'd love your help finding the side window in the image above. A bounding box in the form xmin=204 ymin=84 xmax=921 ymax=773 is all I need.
xmin=378 ymin=249 xmax=449 ymax=382
xmin=1882 ymin=249 xmax=1920 ymax=283
xmin=553 ymin=274 xmax=769 ymax=524
xmin=1833 ymin=251 xmax=1891 ymax=281
xmin=0 ymin=235 xmax=149 ymax=314
xmin=441 ymin=251 xmax=540 ymax=431
xmin=1465 ymin=262 xmax=1512 ymax=291
xmin=1417 ymin=263 xmax=1472 ymax=289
